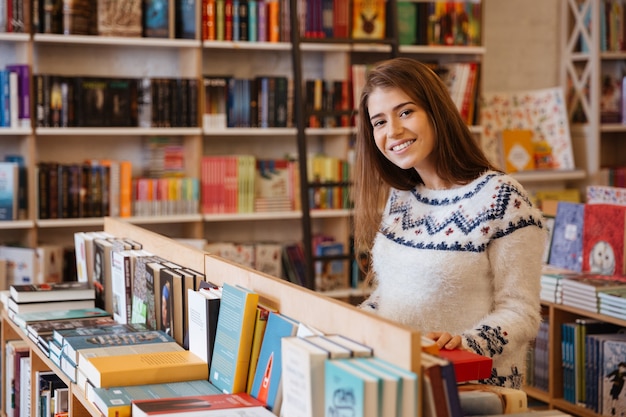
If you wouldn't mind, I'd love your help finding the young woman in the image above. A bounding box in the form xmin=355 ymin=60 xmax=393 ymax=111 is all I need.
xmin=353 ymin=57 xmax=546 ymax=389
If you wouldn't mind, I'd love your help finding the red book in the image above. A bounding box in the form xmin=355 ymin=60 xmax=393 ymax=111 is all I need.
xmin=437 ymin=349 xmax=493 ymax=383
xmin=582 ymin=204 xmax=626 ymax=275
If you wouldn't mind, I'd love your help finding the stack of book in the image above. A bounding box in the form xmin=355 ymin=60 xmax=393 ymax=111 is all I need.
xmin=560 ymin=273 xmax=626 ymax=313
xmin=7 ymin=282 xmax=95 ymax=316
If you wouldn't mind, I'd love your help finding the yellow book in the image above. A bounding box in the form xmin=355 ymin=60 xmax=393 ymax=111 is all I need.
xmin=80 ymin=349 xmax=208 ymax=388
xmin=246 ymin=303 xmax=276 ymax=393
xmin=351 ymin=0 xmax=386 ymax=40
xmin=499 ymin=129 xmax=536 ymax=173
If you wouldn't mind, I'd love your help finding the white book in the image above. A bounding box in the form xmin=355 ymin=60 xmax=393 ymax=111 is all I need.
xmin=323 ymin=334 xmax=373 ymax=358
xmin=280 ymin=336 xmax=329 ymax=417
xmin=8 ymin=71 xmax=18 ymax=128
xmin=111 ymin=249 xmax=152 ymax=323
xmin=303 ymin=335 xmax=352 ymax=359
xmin=0 ymin=245 xmax=37 ymax=285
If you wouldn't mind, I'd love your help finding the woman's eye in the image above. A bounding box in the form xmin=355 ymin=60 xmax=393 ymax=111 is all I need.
xmin=400 ymin=109 xmax=412 ymax=118
xmin=372 ymin=119 xmax=385 ymax=127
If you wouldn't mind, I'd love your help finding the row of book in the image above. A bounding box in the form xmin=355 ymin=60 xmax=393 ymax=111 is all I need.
xmin=4 ymin=264 xmax=504 ymax=417
xmin=579 ymin=0 xmax=626 ymax=53
xmin=304 ymin=79 xmax=352 ymax=129
xmin=203 ymin=75 xmax=291 ymax=129
xmin=0 ymin=64 xmax=30 ymax=128
xmin=35 ymin=74 xmax=199 ymax=128
xmin=398 ymin=0 xmax=482 ymax=47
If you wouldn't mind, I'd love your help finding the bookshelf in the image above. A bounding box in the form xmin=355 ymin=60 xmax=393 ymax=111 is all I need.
xmin=560 ymin=0 xmax=626 ymax=187
xmin=0 ymin=0 xmax=493 ymax=297
xmin=524 ymin=301 xmax=626 ymax=417
xmin=0 ymin=217 xmax=423 ymax=417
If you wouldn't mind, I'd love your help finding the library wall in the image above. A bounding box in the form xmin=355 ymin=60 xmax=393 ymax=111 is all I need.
xmin=483 ymin=0 xmax=560 ymax=92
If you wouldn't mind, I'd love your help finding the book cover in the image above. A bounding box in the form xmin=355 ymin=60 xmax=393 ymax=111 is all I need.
xmin=97 ymin=0 xmax=142 ymax=36
xmin=111 ymin=249 xmax=151 ymax=324
xmin=348 ymin=358 xmax=401 ymax=417
xmin=436 ymin=348 xmax=493 ymax=383
xmin=7 ymin=297 xmax=94 ymax=315
xmin=356 ymin=357 xmax=418 ymax=417
xmin=93 ymin=237 xmax=115 ymax=312
xmin=10 ymin=281 xmax=94 ymax=303
xmin=86 ymin=379 xmax=222 ymax=417
xmin=10 ymin=307 xmax=111 ymax=329
xmin=209 ymin=283 xmax=259 ymax=394
xmin=80 ymin=350 xmax=208 ymax=388
xmin=548 ymin=201 xmax=585 ymax=272
xmin=0 ymin=162 xmax=18 ymax=220
xmin=187 ymin=287 xmax=221 ymax=368
xmin=499 ymin=129 xmax=536 ymax=173
xmin=26 ymin=316 xmax=116 ymax=341
xmin=246 ymin=303 xmax=276 ymax=394
xmin=0 ymin=245 xmax=36 ymax=285
xmin=582 ymin=204 xmax=626 ymax=275
xmin=324 ymin=358 xmax=379 ymax=417
xmin=249 ymin=311 xmax=299 ymax=411
xmin=601 ymin=339 xmax=626 ymax=416
xmin=421 ymin=353 xmax=453 ymax=417
xmin=60 ymin=326 xmax=170 ymax=365
xmin=131 ymin=393 xmax=270 ymax=417
xmin=143 ymin=0 xmax=171 ymax=37
xmin=5 ymin=64 xmax=31 ymax=128
xmin=280 ymin=336 xmax=330 ymax=417
xmin=176 ymin=0 xmax=197 ymax=39
xmin=351 ymin=0 xmax=386 ymax=40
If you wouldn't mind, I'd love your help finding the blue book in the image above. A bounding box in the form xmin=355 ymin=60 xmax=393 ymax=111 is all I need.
xmin=549 ymin=201 xmax=585 ymax=272
xmin=250 ymin=311 xmax=299 ymax=411
xmin=248 ymin=0 xmax=257 ymax=41
xmin=0 ymin=161 xmax=18 ymax=220
xmin=0 ymin=69 xmax=10 ymax=126
xmin=209 ymin=283 xmax=259 ymax=394
xmin=325 ymin=358 xmax=379 ymax=417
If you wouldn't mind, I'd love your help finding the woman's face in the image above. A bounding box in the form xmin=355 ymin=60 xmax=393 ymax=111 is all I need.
xmin=368 ymin=86 xmax=437 ymax=173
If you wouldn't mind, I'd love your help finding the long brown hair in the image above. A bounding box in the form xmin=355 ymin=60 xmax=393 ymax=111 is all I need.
xmin=352 ymin=57 xmax=496 ymax=257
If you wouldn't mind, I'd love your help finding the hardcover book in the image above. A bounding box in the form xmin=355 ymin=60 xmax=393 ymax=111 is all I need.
xmin=280 ymin=336 xmax=330 ymax=417
xmin=351 ymin=0 xmax=386 ymax=40
xmin=10 ymin=281 xmax=94 ymax=303
xmin=80 ymin=350 xmax=208 ymax=388
xmin=97 ymin=0 xmax=142 ymax=37
xmin=324 ymin=358 xmax=379 ymax=417
xmin=209 ymin=283 xmax=259 ymax=394
xmin=60 ymin=327 xmax=170 ymax=365
xmin=436 ymin=348 xmax=493 ymax=383
xmin=86 ymin=379 xmax=222 ymax=417
xmin=582 ymin=203 xmax=626 ymax=275
xmin=548 ymin=201 xmax=585 ymax=272
xmin=7 ymin=297 xmax=95 ymax=315
xmin=131 ymin=393 xmax=272 ymax=417
xmin=249 ymin=311 xmax=299 ymax=412
xmin=143 ymin=0 xmax=171 ymax=38
xmin=0 ymin=162 xmax=18 ymax=220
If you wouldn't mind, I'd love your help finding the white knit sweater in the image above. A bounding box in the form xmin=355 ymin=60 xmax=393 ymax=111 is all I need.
xmin=361 ymin=171 xmax=546 ymax=389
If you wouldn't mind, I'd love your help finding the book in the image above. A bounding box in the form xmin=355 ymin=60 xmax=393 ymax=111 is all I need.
xmin=548 ymin=201 xmax=585 ymax=272
xmin=348 ymin=358 xmax=401 ymax=417
xmin=131 ymin=393 xmax=273 ymax=417
xmin=9 ymin=307 xmax=111 ymax=330
xmin=324 ymin=358 xmax=379 ymax=417
xmin=35 ymin=371 xmax=67 ymax=417
xmin=187 ymin=287 xmax=221 ymax=369
xmin=323 ymin=334 xmax=373 ymax=358
xmin=280 ymin=335 xmax=330 ymax=417
xmin=600 ymin=339 xmax=626 ymax=416
xmin=209 ymin=283 xmax=259 ymax=394
xmin=26 ymin=315 xmax=116 ymax=345
xmin=355 ymin=357 xmax=418 ymax=417
xmin=0 ymin=161 xmax=18 ymax=220
xmin=249 ymin=311 xmax=299 ymax=412
xmin=143 ymin=0 xmax=171 ymax=37
xmin=5 ymin=339 xmax=29 ymax=417
xmin=7 ymin=297 xmax=95 ymax=315
xmin=499 ymin=129 xmax=536 ymax=173
xmin=0 ymin=245 xmax=37 ymax=285
xmin=304 ymin=335 xmax=352 ymax=359
xmin=421 ymin=352 xmax=463 ymax=417
xmin=351 ymin=0 xmax=386 ymax=40
xmin=436 ymin=348 xmax=493 ymax=383
xmin=246 ymin=303 xmax=275 ymax=393
xmin=86 ymin=379 xmax=223 ymax=417
xmin=457 ymin=383 xmax=528 ymax=414
xmin=80 ymin=349 xmax=208 ymax=388
xmin=457 ymin=387 xmax=505 ymax=416
xmin=111 ymin=249 xmax=151 ymax=324
xmin=582 ymin=204 xmax=626 ymax=275
xmin=9 ymin=281 xmax=94 ymax=303
xmin=60 ymin=327 xmax=172 ymax=365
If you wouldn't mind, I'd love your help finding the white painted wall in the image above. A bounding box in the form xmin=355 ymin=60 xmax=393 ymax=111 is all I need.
xmin=482 ymin=0 xmax=561 ymax=93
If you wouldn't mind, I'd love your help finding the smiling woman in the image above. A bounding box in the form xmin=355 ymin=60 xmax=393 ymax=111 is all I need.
xmin=352 ymin=57 xmax=547 ymax=390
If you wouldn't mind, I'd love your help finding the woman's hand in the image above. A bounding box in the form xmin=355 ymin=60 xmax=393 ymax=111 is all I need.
xmin=425 ymin=331 xmax=464 ymax=350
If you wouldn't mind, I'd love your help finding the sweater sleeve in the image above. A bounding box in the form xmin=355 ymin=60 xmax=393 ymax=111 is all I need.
xmin=461 ymin=223 xmax=545 ymax=374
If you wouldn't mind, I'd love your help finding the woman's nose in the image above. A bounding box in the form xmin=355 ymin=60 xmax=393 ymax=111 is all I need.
xmin=387 ymin=118 xmax=403 ymax=138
